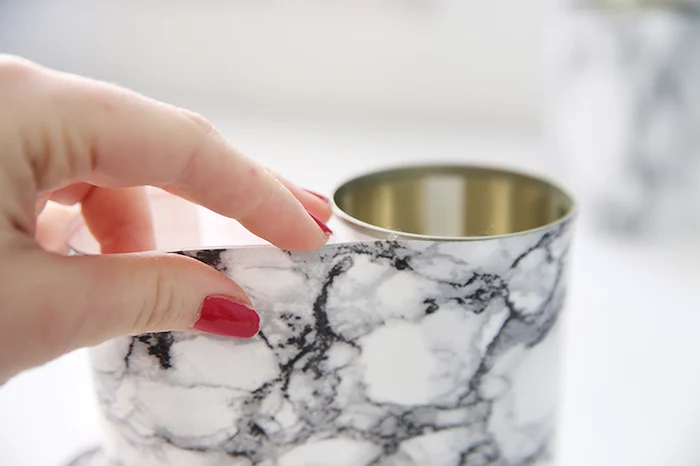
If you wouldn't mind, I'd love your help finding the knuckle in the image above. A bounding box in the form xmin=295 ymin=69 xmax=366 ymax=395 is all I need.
xmin=235 ymin=167 xmax=286 ymax=222
xmin=0 ymin=55 xmax=38 ymax=88
xmin=135 ymin=268 xmax=182 ymax=332
xmin=171 ymin=109 xmax=221 ymax=188
xmin=180 ymin=108 xmax=217 ymax=134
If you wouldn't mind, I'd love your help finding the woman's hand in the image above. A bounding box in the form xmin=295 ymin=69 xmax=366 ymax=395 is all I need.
xmin=0 ymin=55 xmax=332 ymax=383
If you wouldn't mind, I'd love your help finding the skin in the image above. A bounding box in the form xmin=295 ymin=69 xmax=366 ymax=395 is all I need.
xmin=0 ymin=55 xmax=332 ymax=384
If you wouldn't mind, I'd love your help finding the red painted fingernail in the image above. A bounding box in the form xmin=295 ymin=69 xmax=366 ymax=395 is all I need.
xmin=308 ymin=210 xmax=333 ymax=235
xmin=304 ymin=189 xmax=330 ymax=204
xmin=195 ymin=296 xmax=260 ymax=338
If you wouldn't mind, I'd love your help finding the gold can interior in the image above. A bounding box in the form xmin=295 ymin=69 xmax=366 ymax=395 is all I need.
xmin=333 ymin=165 xmax=574 ymax=238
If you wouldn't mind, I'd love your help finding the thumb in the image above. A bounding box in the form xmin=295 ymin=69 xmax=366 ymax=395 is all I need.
xmin=1 ymin=247 xmax=258 ymax=381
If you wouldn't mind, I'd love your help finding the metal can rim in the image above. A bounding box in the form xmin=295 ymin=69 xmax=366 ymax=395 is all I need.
xmin=331 ymin=163 xmax=578 ymax=242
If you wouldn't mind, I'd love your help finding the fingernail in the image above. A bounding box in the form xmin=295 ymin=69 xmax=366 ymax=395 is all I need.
xmin=304 ymin=189 xmax=330 ymax=204
xmin=308 ymin=210 xmax=333 ymax=236
xmin=195 ymin=296 xmax=260 ymax=338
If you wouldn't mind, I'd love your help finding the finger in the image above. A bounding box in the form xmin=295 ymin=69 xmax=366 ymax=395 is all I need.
xmin=35 ymin=201 xmax=80 ymax=254
xmin=0 ymin=247 xmax=259 ymax=383
xmin=35 ymin=180 xmax=94 ymax=219
xmin=80 ymin=187 xmax=155 ymax=254
xmin=267 ymin=169 xmax=332 ymax=223
xmin=34 ymin=192 xmax=50 ymax=217
xmin=46 ymin=184 xmax=155 ymax=253
xmin=6 ymin=57 xmax=330 ymax=251
xmin=49 ymin=182 xmax=94 ymax=205
xmin=168 ymin=169 xmax=333 ymax=225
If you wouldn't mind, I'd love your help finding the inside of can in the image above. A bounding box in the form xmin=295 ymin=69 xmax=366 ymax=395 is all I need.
xmin=333 ymin=166 xmax=574 ymax=238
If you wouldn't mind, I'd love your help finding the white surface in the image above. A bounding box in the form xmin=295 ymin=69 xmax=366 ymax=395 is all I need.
xmin=560 ymin=226 xmax=700 ymax=466
xmin=1 ymin=114 xmax=700 ymax=465
xmin=0 ymin=0 xmax=549 ymax=128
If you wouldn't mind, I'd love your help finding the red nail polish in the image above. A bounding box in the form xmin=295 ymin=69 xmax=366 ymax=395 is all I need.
xmin=304 ymin=189 xmax=330 ymax=204
xmin=195 ymin=296 xmax=260 ymax=338
xmin=308 ymin=210 xmax=333 ymax=235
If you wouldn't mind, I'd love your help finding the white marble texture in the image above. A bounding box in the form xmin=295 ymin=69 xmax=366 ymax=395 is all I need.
xmin=87 ymin=217 xmax=573 ymax=466
xmin=548 ymin=8 xmax=700 ymax=235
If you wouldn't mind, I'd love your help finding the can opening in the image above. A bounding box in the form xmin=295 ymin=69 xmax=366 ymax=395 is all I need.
xmin=333 ymin=165 xmax=575 ymax=239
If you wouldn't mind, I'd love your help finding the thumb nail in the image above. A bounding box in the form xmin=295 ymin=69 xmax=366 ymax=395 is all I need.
xmin=194 ymin=296 xmax=260 ymax=338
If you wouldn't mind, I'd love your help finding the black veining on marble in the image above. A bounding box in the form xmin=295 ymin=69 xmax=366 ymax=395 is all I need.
xmin=181 ymin=249 xmax=227 ymax=272
xmin=123 ymin=332 xmax=175 ymax=370
xmin=97 ymin=221 xmax=572 ymax=465
xmin=118 ymin=250 xmax=228 ymax=372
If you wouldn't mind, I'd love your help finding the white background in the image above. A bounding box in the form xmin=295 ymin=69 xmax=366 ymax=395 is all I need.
xmin=0 ymin=0 xmax=552 ymax=129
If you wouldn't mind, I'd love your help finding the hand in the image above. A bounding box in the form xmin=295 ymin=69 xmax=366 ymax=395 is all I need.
xmin=0 ymin=55 xmax=333 ymax=384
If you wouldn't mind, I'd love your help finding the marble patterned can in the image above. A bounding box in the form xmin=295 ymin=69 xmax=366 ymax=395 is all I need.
xmin=546 ymin=1 xmax=700 ymax=236
xmin=83 ymin=165 xmax=576 ymax=466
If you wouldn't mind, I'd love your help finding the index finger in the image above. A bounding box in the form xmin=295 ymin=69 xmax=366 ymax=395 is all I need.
xmin=13 ymin=57 xmax=331 ymax=251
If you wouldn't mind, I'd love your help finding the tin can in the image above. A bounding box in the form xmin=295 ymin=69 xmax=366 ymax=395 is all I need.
xmin=79 ymin=165 xmax=576 ymax=466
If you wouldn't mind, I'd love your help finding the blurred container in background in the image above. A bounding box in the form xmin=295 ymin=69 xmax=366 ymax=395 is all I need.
xmin=547 ymin=0 xmax=700 ymax=237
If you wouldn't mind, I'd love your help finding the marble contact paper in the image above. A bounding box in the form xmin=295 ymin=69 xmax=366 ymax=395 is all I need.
xmin=88 ymin=218 xmax=573 ymax=466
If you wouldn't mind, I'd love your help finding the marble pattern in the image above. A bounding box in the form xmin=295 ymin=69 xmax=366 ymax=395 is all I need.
xmin=88 ymin=219 xmax=573 ymax=466
xmin=548 ymin=8 xmax=700 ymax=235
